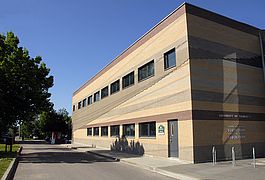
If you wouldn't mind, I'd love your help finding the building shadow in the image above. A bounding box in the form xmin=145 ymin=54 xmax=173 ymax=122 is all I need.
xmin=110 ymin=136 xmax=144 ymax=156
xmin=18 ymin=148 xmax=115 ymax=164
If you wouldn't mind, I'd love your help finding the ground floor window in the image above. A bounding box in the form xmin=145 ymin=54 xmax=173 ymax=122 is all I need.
xmin=93 ymin=127 xmax=99 ymax=136
xmin=123 ymin=124 xmax=135 ymax=137
xmin=110 ymin=125 xmax=120 ymax=137
xmin=139 ymin=121 xmax=156 ymax=137
xmin=87 ymin=128 xmax=92 ymax=136
xmin=101 ymin=126 xmax=108 ymax=136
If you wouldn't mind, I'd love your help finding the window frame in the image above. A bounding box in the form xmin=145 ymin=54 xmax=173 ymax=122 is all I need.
xmin=87 ymin=128 xmax=92 ymax=136
xmin=88 ymin=95 xmax=93 ymax=105
xmin=122 ymin=71 xmax=135 ymax=89
xmin=138 ymin=60 xmax=155 ymax=82
xmin=164 ymin=48 xmax=176 ymax=70
xmin=94 ymin=91 xmax=100 ymax=102
xmin=78 ymin=101 xmax=82 ymax=109
xmin=139 ymin=121 xmax=156 ymax=138
xmin=82 ymin=98 xmax=87 ymax=107
xmin=110 ymin=125 xmax=120 ymax=137
xmin=123 ymin=123 xmax=135 ymax=137
xmin=93 ymin=127 xmax=99 ymax=136
xmin=110 ymin=80 xmax=120 ymax=95
xmin=101 ymin=126 xmax=108 ymax=136
xmin=72 ymin=105 xmax=75 ymax=112
xmin=101 ymin=86 xmax=109 ymax=99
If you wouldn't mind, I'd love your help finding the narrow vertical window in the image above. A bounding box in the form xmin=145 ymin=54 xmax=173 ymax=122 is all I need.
xmin=82 ymin=98 xmax=87 ymax=107
xmin=101 ymin=126 xmax=108 ymax=136
xmin=78 ymin=101 xmax=82 ymax=109
xmin=88 ymin=95 xmax=93 ymax=105
xmin=101 ymin=86 xmax=109 ymax=99
xmin=87 ymin=128 xmax=92 ymax=136
xmin=94 ymin=91 xmax=100 ymax=102
xmin=164 ymin=48 xmax=176 ymax=70
xmin=72 ymin=105 xmax=75 ymax=112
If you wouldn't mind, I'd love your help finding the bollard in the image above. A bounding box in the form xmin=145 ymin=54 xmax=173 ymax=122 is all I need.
xmin=212 ymin=146 xmax=215 ymax=165
xmin=253 ymin=147 xmax=256 ymax=168
xmin=232 ymin=147 xmax=236 ymax=167
xmin=212 ymin=146 xmax=217 ymax=165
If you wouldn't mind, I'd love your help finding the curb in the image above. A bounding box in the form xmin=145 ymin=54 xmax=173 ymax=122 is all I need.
xmin=86 ymin=151 xmax=120 ymax=162
xmin=86 ymin=150 xmax=197 ymax=180
xmin=1 ymin=146 xmax=23 ymax=180
xmin=120 ymin=159 xmax=197 ymax=180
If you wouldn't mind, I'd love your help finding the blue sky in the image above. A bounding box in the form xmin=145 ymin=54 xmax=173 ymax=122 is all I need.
xmin=1 ymin=0 xmax=264 ymax=114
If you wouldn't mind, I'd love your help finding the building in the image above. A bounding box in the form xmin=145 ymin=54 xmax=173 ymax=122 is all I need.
xmin=72 ymin=3 xmax=265 ymax=163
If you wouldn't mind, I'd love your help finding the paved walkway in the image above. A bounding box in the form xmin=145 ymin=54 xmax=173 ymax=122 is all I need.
xmin=67 ymin=143 xmax=265 ymax=180
xmin=14 ymin=141 xmax=174 ymax=180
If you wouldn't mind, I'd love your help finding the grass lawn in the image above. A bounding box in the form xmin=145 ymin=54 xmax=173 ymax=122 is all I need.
xmin=0 ymin=144 xmax=20 ymax=178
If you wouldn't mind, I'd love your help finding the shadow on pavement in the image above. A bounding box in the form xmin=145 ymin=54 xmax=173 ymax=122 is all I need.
xmin=90 ymin=150 xmax=143 ymax=159
xmin=19 ymin=148 xmax=115 ymax=164
xmin=16 ymin=140 xmax=48 ymax=144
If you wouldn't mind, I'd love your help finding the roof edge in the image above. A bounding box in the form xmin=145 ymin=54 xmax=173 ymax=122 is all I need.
xmin=73 ymin=2 xmax=187 ymax=96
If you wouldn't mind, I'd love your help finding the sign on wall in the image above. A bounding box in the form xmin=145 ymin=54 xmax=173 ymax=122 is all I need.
xmin=158 ymin=125 xmax=165 ymax=135
xmin=225 ymin=125 xmax=246 ymax=140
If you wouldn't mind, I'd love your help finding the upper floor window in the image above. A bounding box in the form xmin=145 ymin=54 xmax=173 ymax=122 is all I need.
xmin=72 ymin=105 xmax=75 ymax=112
xmin=139 ymin=121 xmax=156 ymax=137
xmin=101 ymin=86 xmax=109 ymax=99
xmin=138 ymin=60 xmax=154 ymax=81
xmin=164 ymin=48 xmax=176 ymax=70
xmin=88 ymin=95 xmax=93 ymax=105
xmin=94 ymin=91 xmax=100 ymax=102
xmin=123 ymin=124 xmax=135 ymax=137
xmin=101 ymin=126 xmax=108 ymax=136
xmin=78 ymin=101 xmax=82 ymax=109
xmin=110 ymin=80 xmax=120 ymax=94
xmin=122 ymin=71 xmax=134 ymax=89
xmin=82 ymin=98 xmax=87 ymax=107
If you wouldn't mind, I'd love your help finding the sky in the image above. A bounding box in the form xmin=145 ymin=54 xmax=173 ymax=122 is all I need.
xmin=0 ymin=0 xmax=264 ymax=114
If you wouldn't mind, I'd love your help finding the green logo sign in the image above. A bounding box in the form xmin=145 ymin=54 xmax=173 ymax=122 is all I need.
xmin=158 ymin=125 xmax=165 ymax=135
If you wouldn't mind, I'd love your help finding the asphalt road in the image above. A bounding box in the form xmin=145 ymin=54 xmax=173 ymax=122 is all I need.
xmin=14 ymin=141 xmax=174 ymax=180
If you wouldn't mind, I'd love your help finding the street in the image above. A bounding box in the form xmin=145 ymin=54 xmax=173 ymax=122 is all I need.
xmin=14 ymin=141 xmax=174 ymax=180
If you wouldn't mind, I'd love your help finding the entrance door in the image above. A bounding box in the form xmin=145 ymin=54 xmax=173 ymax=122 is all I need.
xmin=168 ymin=120 xmax=179 ymax=158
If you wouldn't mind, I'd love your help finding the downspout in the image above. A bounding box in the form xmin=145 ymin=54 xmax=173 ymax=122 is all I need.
xmin=259 ymin=30 xmax=265 ymax=83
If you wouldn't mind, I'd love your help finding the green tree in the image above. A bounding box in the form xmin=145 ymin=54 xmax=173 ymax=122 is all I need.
xmin=39 ymin=108 xmax=72 ymax=139
xmin=0 ymin=32 xmax=54 ymax=134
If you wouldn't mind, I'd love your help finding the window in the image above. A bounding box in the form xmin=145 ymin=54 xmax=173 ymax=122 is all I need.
xmin=138 ymin=60 xmax=154 ymax=81
xmin=101 ymin=86 xmax=109 ymax=99
xmin=78 ymin=101 xmax=82 ymax=109
xmin=94 ymin=91 xmax=100 ymax=102
xmin=93 ymin=127 xmax=99 ymax=136
xmin=110 ymin=125 xmax=120 ymax=137
xmin=164 ymin=48 xmax=176 ymax=70
xmin=73 ymin=105 xmax=75 ymax=112
xmin=123 ymin=124 xmax=135 ymax=137
xmin=139 ymin=121 xmax=156 ymax=137
xmin=88 ymin=95 xmax=93 ymax=105
xmin=101 ymin=126 xmax=108 ymax=136
xmin=122 ymin=71 xmax=134 ymax=89
xmin=110 ymin=80 xmax=120 ymax=94
xmin=82 ymin=98 xmax=87 ymax=107
xmin=87 ymin=128 xmax=92 ymax=136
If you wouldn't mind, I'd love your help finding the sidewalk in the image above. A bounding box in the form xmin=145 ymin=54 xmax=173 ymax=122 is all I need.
xmin=64 ymin=144 xmax=265 ymax=180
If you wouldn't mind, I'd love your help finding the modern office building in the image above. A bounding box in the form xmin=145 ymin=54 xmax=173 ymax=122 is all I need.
xmin=72 ymin=3 xmax=265 ymax=163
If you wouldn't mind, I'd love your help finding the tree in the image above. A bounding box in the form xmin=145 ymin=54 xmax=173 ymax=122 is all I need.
xmin=0 ymin=32 xmax=54 ymax=134
xmin=39 ymin=108 xmax=72 ymax=139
